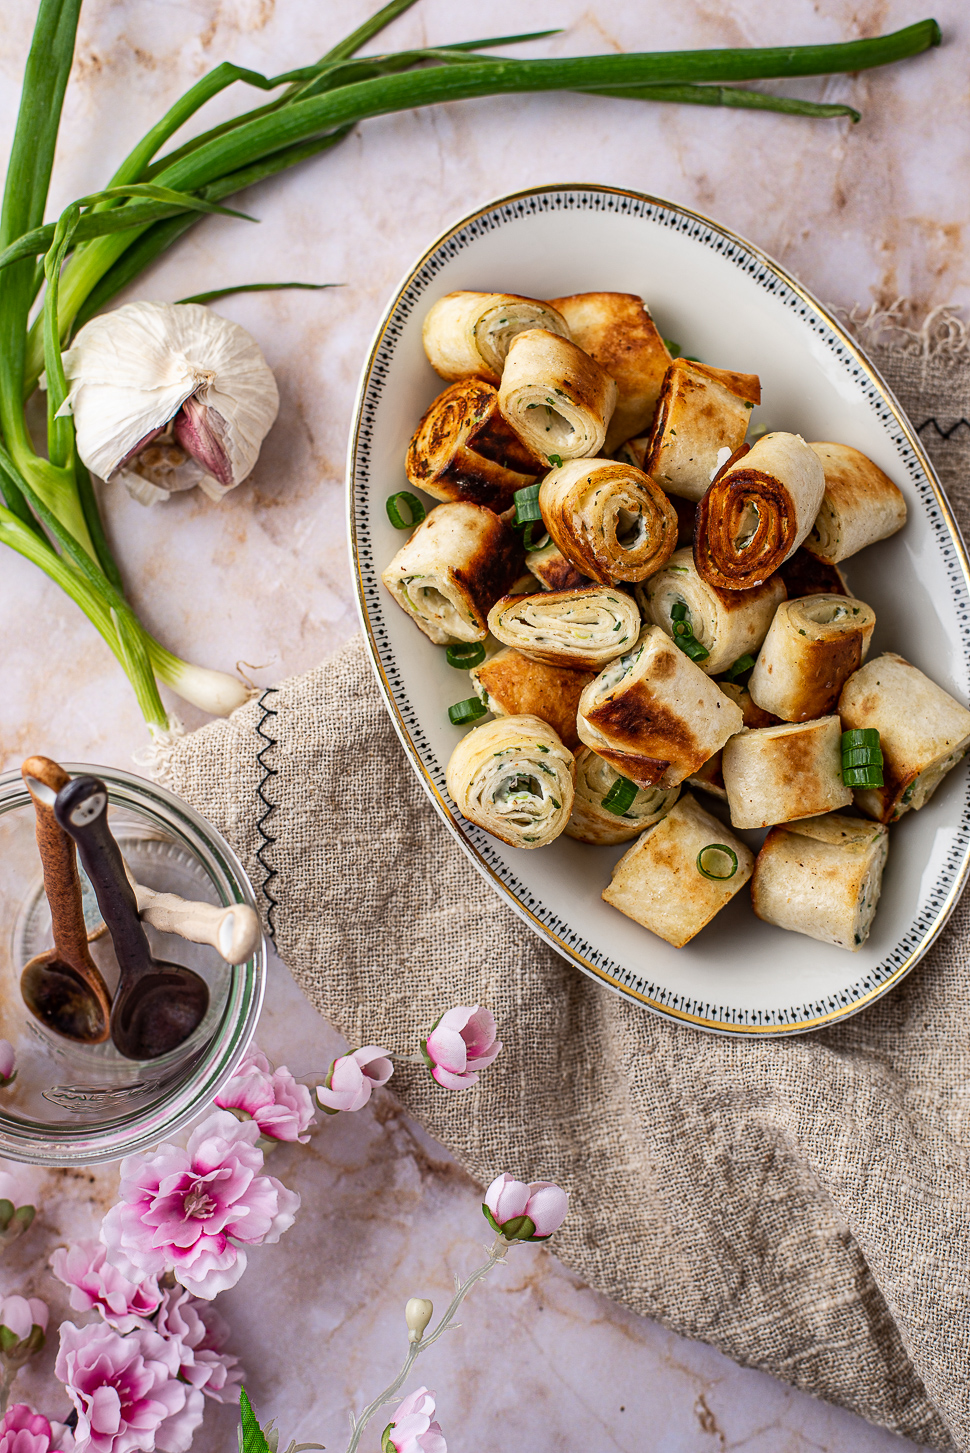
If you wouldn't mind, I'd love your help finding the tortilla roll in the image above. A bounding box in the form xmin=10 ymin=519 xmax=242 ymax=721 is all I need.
xmin=487 ymin=587 xmax=641 ymax=670
xmin=804 ymin=442 xmax=907 ymax=563
xmin=405 ymin=378 xmax=540 ymax=511
xmin=686 ymin=684 xmax=780 ymax=800
xmin=422 ymin=292 xmax=570 ymax=385
xmin=469 ymin=648 xmax=593 ymax=750
xmin=538 ymin=458 xmax=677 ymax=584
xmin=499 ymin=330 xmax=617 ymax=462
xmin=565 ymin=747 xmax=680 ymax=845
xmin=751 ymin=813 xmax=889 ymax=951
xmin=694 ymin=432 xmax=826 ymax=590
xmin=748 ymin=594 xmax=876 ymax=721
xmin=778 ymin=547 xmax=849 ymax=599
xmin=445 ymin=714 xmax=574 ymax=849
xmin=642 ymin=358 xmax=761 ymax=502
xmin=547 ymin=292 xmax=672 ymax=451
xmin=602 ymin=792 xmax=753 ymax=947
xmin=524 ymin=538 xmax=591 ymax=592
xmin=577 ymin=625 xmax=744 ymax=789
xmin=381 ymin=501 xmax=522 ymax=645
xmin=639 ymin=546 xmax=786 ymax=676
xmin=838 ymin=653 xmax=970 ymax=821
xmin=722 ymin=715 xmax=851 ymax=830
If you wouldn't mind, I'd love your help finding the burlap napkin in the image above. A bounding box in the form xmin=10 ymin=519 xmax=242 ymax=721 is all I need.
xmin=161 ymin=324 xmax=970 ymax=1451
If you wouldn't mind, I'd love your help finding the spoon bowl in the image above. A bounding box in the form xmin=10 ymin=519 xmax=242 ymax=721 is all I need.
xmin=53 ymin=775 xmax=210 ymax=1060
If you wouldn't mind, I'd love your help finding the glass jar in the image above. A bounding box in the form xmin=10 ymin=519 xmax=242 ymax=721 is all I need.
xmin=0 ymin=763 xmax=265 ymax=1165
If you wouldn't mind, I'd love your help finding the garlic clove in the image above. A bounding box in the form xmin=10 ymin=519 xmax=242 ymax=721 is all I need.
xmin=173 ymin=397 xmax=233 ymax=491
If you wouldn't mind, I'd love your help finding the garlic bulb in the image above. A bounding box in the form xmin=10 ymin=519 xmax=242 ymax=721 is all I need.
xmin=59 ymin=301 xmax=280 ymax=504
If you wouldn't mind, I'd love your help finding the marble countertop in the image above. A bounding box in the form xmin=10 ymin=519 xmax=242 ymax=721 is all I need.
xmin=2 ymin=0 xmax=965 ymax=1446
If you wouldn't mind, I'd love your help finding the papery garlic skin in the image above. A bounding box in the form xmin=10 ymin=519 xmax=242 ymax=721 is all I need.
xmin=60 ymin=301 xmax=280 ymax=503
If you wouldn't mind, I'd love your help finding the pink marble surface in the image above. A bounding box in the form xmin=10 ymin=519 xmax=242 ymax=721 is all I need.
xmin=1 ymin=0 xmax=965 ymax=1447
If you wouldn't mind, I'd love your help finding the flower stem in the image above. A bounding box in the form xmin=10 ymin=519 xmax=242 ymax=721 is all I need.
xmin=344 ymin=1235 xmax=510 ymax=1453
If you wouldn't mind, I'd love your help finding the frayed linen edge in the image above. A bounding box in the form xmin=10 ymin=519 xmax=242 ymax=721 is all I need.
xmin=838 ymin=300 xmax=970 ymax=366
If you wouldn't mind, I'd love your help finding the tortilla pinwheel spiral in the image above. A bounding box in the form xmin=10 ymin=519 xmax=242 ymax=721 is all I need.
xmin=446 ymin=714 xmax=575 ymax=849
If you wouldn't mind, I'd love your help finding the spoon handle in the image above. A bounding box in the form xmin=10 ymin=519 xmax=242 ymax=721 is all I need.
xmin=21 ymin=756 xmax=93 ymax=969
xmin=53 ymin=776 xmax=156 ymax=980
xmin=125 ymin=866 xmax=260 ymax=965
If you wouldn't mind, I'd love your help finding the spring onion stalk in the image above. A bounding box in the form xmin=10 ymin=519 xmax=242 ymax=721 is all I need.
xmin=0 ymin=0 xmax=942 ymax=730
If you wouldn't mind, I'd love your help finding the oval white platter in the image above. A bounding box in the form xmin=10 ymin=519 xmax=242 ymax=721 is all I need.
xmin=348 ymin=185 xmax=970 ymax=1036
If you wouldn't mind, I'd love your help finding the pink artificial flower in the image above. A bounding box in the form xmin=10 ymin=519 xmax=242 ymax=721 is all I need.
xmin=153 ymin=1288 xmax=241 ymax=1403
xmin=482 ymin=1173 xmax=569 ymax=1241
xmin=382 ymin=1387 xmax=446 ymax=1453
xmin=421 ymin=1006 xmax=502 ymax=1091
xmin=0 ymin=1405 xmax=72 ymax=1453
xmin=316 ymin=1047 xmax=393 ymax=1114
xmin=56 ymin=1322 xmax=203 ymax=1453
xmin=215 ymin=1047 xmax=315 ymax=1143
xmin=0 ymin=1296 xmax=47 ymax=1342
xmin=100 ymin=1110 xmax=300 ymax=1300
xmin=51 ymin=1241 xmax=160 ymax=1334
xmin=0 ymin=1041 xmax=15 ymax=1087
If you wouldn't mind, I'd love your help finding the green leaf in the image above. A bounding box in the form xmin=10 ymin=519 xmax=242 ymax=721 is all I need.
xmin=175 ymin=281 xmax=341 ymax=305
xmin=239 ymin=1389 xmax=274 ymax=1453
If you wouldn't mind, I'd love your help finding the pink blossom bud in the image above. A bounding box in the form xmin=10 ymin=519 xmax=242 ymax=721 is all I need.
xmin=381 ymin=1387 xmax=446 ymax=1453
xmin=0 ymin=1042 xmax=15 ymax=1087
xmin=315 ymin=1047 xmax=393 ymax=1114
xmin=420 ymin=1006 xmax=502 ymax=1091
xmin=0 ymin=1296 xmax=46 ymax=1367
xmin=482 ymin=1173 xmax=569 ymax=1242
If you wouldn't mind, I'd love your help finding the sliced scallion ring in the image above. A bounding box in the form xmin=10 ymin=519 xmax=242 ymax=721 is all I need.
xmin=842 ymin=745 xmax=883 ymax=769
xmin=841 ymin=728 xmax=881 ymax=752
xmin=842 ymin=765 xmax=884 ymax=788
xmin=676 ymin=634 xmax=710 ymax=662
xmin=670 ymin=601 xmax=688 ymax=621
xmin=696 ymin=843 xmax=739 ymax=880
xmin=601 ymin=775 xmax=638 ymax=815
xmin=521 ymin=522 xmax=550 ymax=551
xmin=513 ymin=482 xmax=543 ymax=527
xmin=386 ymin=491 xmax=426 ymax=529
xmin=445 ymin=642 xmax=486 ymax=669
xmin=448 ymin=696 xmax=488 ymax=725
xmin=724 ymin=653 xmax=756 ymax=682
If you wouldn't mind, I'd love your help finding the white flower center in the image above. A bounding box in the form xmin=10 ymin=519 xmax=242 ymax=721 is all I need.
xmin=182 ymin=1183 xmax=217 ymax=1219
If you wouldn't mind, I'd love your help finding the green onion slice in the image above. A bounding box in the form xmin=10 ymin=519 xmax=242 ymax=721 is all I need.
xmin=521 ymin=523 xmax=549 ymax=551
xmin=445 ymin=642 xmax=486 ymax=669
xmin=725 ymin=653 xmax=756 ymax=682
xmin=547 ymin=453 xmax=563 ymax=468
xmin=843 ymin=765 xmax=884 ymax=789
xmin=841 ymin=728 xmax=881 ymax=752
xmin=513 ymin=483 xmax=543 ymax=527
xmin=448 ymin=696 xmax=489 ymax=725
xmin=670 ymin=601 xmax=688 ymax=621
xmin=601 ymin=775 xmax=639 ymax=815
xmin=696 ymin=844 xmax=739 ymax=880
xmin=675 ymin=634 xmax=710 ymax=662
xmin=386 ymin=492 xmax=426 ymax=529
xmin=842 ymin=745 xmax=884 ymax=769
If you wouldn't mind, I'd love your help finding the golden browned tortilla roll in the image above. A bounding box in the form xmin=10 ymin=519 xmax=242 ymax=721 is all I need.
xmin=538 ymin=458 xmax=677 ymax=584
xmin=524 ymin=538 xmax=591 ymax=592
xmin=804 ymin=442 xmax=907 ymax=563
xmin=694 ymin=432 xmax=826 ymax=590
xmin=602 ymin=792 xmax=754 ymax=947
xmin=638 ymin=546 xmax=786 ymax=676
xmin=748 ymin=594 xmax=876 ymax=721
xmin=405 ymin=378 xmax=540 ymax=511
xmin=422 ymin=292 xmax=570 ymax=385
xmin=751 ymin=814 xmax=889 ymax=951
xmin=642 ymin=358 xmax=761 ymax=501
xmin=487 ymin=587 xmax=641 ymax=670
xmin=722 ymin=715 xmax=851 ymax=830
xmin=565 ymin=747 xmax=680 ymax=845
xmin=577 ymin=626 xmax=744 ymax=788
xmin=445 ymin=714 xmax=574 ymax=849
xmin=469 ymin=648 xmax=593 ymax=750
xmin=381 ymin=502 xmax=522 ymax=644
xmin=499 ymin=330 xmax=617 ymax=462
xmin=686 ymin=684 xmax=780 ymax=800
xmin=838 ymin=653 xmax=970 ymax=821
xmin=777 ymin=547 xmax=849 ymax=599
xmin=547 ymin=292 xmax=672 ymax=451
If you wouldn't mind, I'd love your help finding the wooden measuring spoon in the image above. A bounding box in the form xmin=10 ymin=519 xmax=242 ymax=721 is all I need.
xmin=122 ymin=864 xmax=260 ymax=965
xmin=53 ymin=775 xmax=209 ymax=1061
xmin=19 ymin=757 xmax=112 ymax=1044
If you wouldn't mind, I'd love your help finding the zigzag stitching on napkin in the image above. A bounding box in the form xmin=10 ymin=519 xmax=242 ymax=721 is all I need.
xmin=255 ymin=687 xmax=280 ymax=941
xmin=918 ymin=417 xmax=970 ymax=440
